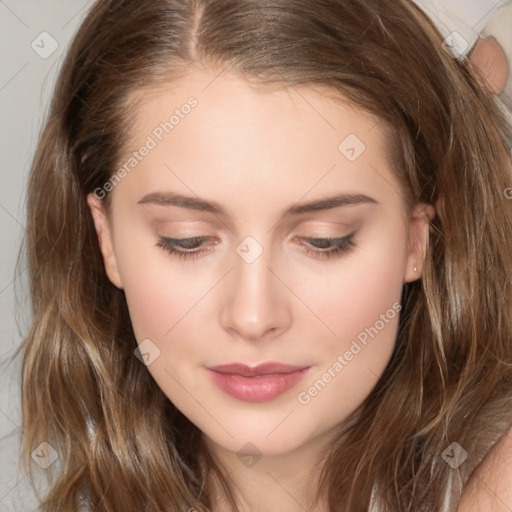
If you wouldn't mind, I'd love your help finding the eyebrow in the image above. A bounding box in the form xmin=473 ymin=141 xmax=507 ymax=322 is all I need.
xmin=137 ymin=191 xmax=379 ymax=216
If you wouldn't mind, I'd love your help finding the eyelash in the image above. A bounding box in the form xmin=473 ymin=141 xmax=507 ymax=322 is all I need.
xmin=156 ymin=233 xmax=358 ymax=261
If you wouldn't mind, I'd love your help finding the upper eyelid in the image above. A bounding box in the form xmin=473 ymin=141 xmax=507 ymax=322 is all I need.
xmin=159 ymin=233 xmax=353 ymax=242
xmin=296 ymin=232 xmax=356 ymax=247
xmin=302 ymin=233 xmax=354 ymax=241
xmin=158 ymin=233 xmax=355 ymax=249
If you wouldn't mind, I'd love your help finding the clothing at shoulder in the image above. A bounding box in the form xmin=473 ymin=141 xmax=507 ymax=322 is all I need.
xmin=457 ymin=423 xmax=512 ymax=511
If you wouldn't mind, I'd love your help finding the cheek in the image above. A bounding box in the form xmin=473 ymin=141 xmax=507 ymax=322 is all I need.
xmin=297 ymin=233 xmax=406 ymax=416
xmin=292 ymin=227 xmax=406 ymax=412
xmin=111 ymin=228 xmax=191 ymax=342
xmin=296 ymin=224 xmax=407 ymax=346
xmin=117 ymin=249 xmax=207 ymax=404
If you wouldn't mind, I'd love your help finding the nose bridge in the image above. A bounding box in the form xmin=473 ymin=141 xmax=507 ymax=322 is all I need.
xmin=219 ymin=234 xmax=291 ymax=340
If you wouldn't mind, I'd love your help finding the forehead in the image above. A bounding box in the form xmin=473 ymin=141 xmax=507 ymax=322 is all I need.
xmin=127 ymin=66 xmax=383 ymax=144
xmin=111 ymin=66 xmax=404 ymax=218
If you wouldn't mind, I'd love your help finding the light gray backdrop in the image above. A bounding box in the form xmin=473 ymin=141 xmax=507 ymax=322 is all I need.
xmin=0 ymin=2 xmax=92 ymax=510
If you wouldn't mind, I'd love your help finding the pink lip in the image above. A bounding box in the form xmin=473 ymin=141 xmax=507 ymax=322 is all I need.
xmin=206 ymin=362 xmax=311 ymax=402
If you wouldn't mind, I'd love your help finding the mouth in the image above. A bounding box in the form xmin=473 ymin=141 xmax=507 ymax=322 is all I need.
xmin=206 ymin=362 xmax=312 ymax=402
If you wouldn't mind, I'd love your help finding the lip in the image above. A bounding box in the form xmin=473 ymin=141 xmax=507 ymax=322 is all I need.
xmin=206 ymin=362 xmax=311 ymax=402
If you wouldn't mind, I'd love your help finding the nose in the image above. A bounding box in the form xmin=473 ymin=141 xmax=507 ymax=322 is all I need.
xmin=219 ymin=240 xmax=292 ymax=342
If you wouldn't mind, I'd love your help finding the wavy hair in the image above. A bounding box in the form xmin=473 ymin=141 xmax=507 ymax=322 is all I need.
xmin=14 ymin=0 xmax=512 ymax=510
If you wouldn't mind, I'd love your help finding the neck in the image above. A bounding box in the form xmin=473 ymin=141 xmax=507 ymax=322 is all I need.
xmin=199 ymin=431 xmax=335 ymax=512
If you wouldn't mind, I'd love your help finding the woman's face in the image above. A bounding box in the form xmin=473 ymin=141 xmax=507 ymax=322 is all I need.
xmin=88 ymin=66 xmax=431 ymax=460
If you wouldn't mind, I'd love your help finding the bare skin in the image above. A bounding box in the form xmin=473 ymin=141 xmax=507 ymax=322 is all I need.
xmin=88 ymin=66 xmax=435 ymax=511
xmin=470 ymin=35 xmax=509 ymax=94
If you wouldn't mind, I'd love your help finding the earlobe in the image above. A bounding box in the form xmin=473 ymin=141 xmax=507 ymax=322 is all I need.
xmin=404 ymin=202 xmax=435 ymax=283
xmin=86 ymin=193 xmax=124 ymax=289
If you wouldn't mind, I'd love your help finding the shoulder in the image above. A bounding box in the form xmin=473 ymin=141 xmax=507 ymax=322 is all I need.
xmin=457 ymin=423 xmax=512 ymax=511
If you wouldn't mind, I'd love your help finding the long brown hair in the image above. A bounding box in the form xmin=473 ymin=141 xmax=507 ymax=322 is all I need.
xmin=14 ymin=0 xmax=512 ymax=510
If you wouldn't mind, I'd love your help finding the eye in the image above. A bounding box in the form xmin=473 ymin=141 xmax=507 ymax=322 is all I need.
xmin=156 ymin=236 xmax=214 ymax=260
xmin=298 ymin=232 xmax=357 ymax=259
xmin=156 ymin=232 xmax=358 ymax=261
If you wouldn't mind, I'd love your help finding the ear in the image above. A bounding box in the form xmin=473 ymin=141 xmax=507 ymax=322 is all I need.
xmin=86 ymin=193 xmax=123 ymax=289
xmin=403 ymin=202 xmax=435 ymax=283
